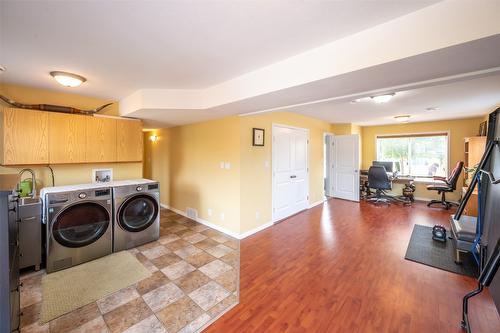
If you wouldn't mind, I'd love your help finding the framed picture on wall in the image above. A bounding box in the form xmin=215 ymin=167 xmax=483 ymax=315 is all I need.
xmin=253 ymin=128 xmax=265 ymax=146
xmin=479 ymin=121 xmax=487 ymax=136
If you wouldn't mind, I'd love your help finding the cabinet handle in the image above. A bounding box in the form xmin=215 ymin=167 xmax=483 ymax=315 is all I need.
xmin=290 ymin=175 xmax=297 ymax=179
xmin=23 ymin=216 xmax=36 ymax=221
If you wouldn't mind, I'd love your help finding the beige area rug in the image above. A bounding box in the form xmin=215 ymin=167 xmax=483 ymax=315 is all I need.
xmin=41 ymin=251 xmax=150 ymax=323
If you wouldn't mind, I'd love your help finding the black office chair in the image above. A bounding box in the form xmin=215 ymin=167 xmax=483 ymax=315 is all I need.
xmin=426 ymin=161 xmax=464 ymax=209
xmin=367 ymin=166 xmax=393 ymax=204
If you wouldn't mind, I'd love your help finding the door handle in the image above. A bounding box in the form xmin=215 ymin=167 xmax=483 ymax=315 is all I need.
xmin=290 ymin=175 xmax=297 ymax=178
xmin=354 ymin=170 xmax=358 ymax=173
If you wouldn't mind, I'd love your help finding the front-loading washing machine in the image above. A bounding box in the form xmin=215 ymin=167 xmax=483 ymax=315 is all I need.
xmin=44 ymin=186 xmax=113 ymax=273
xmin=112 ymin=180 xmax=160 ymax=252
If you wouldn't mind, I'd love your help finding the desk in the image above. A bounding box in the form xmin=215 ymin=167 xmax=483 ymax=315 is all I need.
xmin=360 ymin=173 xmax=416 ymax=201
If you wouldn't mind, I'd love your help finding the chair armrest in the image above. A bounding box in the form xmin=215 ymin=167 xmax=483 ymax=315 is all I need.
xmin=433 ymin=176 xmax=447 ymax=181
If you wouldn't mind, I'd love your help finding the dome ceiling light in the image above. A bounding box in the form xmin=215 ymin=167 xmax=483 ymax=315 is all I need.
xmin=394 ymin=115 xmax=411 ymax=122
xmin=50 ymin=71 xmax=86 ymax=87
xmin=371 ymin=93 xmax=395 ymax=103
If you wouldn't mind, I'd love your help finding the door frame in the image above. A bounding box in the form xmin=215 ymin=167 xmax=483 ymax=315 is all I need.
xmin=271 ymin=123 xmax=310 ymax=223
xmin=323 ymin=132 xmax=335 ymax=197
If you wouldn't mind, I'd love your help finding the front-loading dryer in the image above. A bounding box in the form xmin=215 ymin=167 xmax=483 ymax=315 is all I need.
xmin=45 ymin=187 xmax=113 ymax=273
xmin=112 ymin=180 xmax=160 ymax=252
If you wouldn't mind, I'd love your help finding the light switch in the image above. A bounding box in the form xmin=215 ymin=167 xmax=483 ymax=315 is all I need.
xmin=264 ymin=161 xmax=269 ymax=168
xmin=224 ymin=162 xmax=231 ymax=169
xmin=220 ymin=162 xmax=225 ymax=169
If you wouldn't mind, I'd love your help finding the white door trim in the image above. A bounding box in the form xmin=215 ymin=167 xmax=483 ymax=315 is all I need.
xmin=271 ymin=123 xmax=310 ymax=223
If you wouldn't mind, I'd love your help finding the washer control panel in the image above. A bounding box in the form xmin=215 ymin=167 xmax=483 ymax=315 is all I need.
xmin=78 ymin=192 xmax=87 ymax=199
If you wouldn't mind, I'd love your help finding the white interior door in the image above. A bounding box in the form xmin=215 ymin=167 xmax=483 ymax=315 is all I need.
xmin=332 ymin=134 xmax=360 ymax=202
xmin=272 ymin=125 xmax=309 ymax=222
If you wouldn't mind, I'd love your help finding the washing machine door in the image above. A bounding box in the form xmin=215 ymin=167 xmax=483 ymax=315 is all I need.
xmin=51 ymin=202 xmax=110 ymax=248
xmin=118 ymin=194 xmax=159 ymax=232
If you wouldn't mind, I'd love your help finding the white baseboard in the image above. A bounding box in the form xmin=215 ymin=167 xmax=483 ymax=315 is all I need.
xmin=309 ymin=199 xmax=325 ymax=208
xmin=238 ymin=221 xmax=274 ymax=239
xmin=161 ymin=203 xmax=240 ymax=239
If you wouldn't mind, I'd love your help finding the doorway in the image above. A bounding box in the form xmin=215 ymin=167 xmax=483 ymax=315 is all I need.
xmin=272 ymin=124 xmax=309 ymax=222
xmin=324 ymin=133 xmax=334 ymax=197
xmin=332 ymin=134 xmax=360 ymax=202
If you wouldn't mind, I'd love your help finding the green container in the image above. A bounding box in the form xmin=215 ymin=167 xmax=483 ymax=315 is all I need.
xmin=19 ymin=178 xmax=33 ymax=197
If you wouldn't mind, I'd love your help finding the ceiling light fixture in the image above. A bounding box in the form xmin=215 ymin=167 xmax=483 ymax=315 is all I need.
xmin=394 ymin=115 xmax=411 ymax=122
xmin=425 ymin=107 xmax=439 ymax=111
xmin=371 ymin=93 xmax=395 ymax=103
xmin=50 ymin=71 xmax=86 ymax=87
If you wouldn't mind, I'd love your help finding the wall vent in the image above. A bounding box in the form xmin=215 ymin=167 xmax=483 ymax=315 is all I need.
xmin=186 ymin=207 xmax=198 ymax=220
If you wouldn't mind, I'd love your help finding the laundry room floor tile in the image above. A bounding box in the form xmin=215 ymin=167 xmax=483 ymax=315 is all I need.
xmin=155 ymin=296 xmax=204 ymax=332
xmin=141 ymin=245 xmax=170 ymax=260
xmin=19 ymin=209 xmax=239 ymax=333
xmin=102 ymin=297 xmax=152 ymax=333
xmin=173 ymin=270 xmax=212 ymax=294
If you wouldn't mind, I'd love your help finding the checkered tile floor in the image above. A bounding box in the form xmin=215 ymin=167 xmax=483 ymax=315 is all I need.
xmin=20 ymin=209 xmax=240 ymax=333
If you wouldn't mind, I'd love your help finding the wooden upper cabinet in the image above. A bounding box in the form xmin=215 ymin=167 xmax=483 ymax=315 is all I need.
xmin=85 ymin=116 xmax=117 ymax=163
xmin=1 ymin=108 xmax=49 ymax=165
xmin=49 ymin=112 xmax=87 ymax=164
xmin=116 ymin=119 xmax=143 ymax=162
xmin=0 ymin=108 xmax=142 ymax=165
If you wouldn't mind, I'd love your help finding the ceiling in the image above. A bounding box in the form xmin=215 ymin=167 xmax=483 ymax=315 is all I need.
xmin=289 ymin=73 xmax=500 ymax=126
xmin=0 ymin=0 xmax=438 ymax=99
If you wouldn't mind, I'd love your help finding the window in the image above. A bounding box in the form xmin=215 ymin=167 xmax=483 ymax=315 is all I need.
xmin=376 ymin=133 xmax=448 ymax=177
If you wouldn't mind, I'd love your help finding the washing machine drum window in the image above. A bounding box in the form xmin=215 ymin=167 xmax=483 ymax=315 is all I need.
xmin=52 ymin=202 xmax=110 ymax=248
xmin=118 ymin=194 xmax=159 ymax=232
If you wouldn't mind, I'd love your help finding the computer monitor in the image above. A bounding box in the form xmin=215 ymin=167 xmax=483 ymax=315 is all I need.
xmin=373 ymin=161 xmax=394 ymax=173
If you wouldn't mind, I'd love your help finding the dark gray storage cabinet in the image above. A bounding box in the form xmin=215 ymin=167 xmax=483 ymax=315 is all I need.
xmin=0 ymin=175 xmax=20 ymax=333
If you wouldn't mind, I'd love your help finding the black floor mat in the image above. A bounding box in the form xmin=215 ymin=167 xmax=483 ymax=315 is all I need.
xmin=405 ymin=224 xmax=478 ymax=278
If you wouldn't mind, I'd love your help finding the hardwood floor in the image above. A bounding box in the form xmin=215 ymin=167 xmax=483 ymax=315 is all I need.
xmin=205 ymin=199 xmax=500 ymax=333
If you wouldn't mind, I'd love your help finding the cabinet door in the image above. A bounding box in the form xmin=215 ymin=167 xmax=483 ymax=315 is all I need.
xmin=2 ymin=108 xmax=49 ymax=165
xmin=49 ymin=113 xmax=87 ymax=163
xmin=85 ymin=116 xmax=117 ymax=162
xmin=116 ymin=119 xmax=143 ymax=162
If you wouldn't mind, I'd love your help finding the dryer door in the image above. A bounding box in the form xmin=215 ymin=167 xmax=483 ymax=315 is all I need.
xmin=118 ymin=194 xmax=159 ymax=232
xmin=51 ymin=202 xmax=110 ymax=248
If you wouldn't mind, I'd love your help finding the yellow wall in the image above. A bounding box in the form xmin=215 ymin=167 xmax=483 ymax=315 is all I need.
xmin=0 ymin=83 xmax=142 ymax=189
xmin=330 ymin=123 xmax=351 ymax=135
xmin=167 ymin=117 xmax=241 ymax=233
xmin=239 ymin=111 xmax=331 ymax=233
xmin=143 ymin=129 xmax=171 ymax=205
xmin=361 ymin=117 xmax=485 ymax=200
xmin=143 ymin=111 xmax=331 ymax=234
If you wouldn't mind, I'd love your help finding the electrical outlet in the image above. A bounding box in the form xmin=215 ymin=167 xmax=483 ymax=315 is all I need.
xmin=220 ymin=212 xmax=225 ymax=221
xmin=208 ymin=208 xmax=212 ymax=217
xmin=256 ymin=211 xmax=260 ymax=219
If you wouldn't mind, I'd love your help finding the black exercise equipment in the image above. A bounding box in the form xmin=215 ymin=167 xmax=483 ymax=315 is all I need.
xmin=432 ymin=225 xmax=447 ymax=242
xmin=461 ymin=239 xmax=500 ymax=333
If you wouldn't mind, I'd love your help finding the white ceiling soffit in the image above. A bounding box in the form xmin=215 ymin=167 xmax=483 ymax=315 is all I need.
xmin=121 ymin=0 xmax=500 ymax=127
